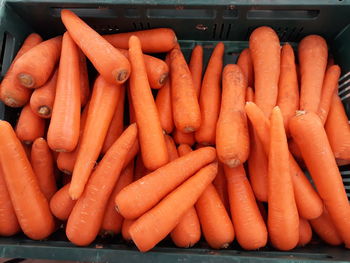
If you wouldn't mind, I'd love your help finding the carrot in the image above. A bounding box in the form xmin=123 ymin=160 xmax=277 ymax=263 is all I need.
xmin=156 ymin=54 xmax=174 ymax=134
xmin=245 ymin=102 xmax=323 ymax=220
xmin=189 ymin=45 xmax=203 ymax=98
xmin=101 ymin=161 xmax=134 ymax=236
xmin=0 ymin=165 xmax=20 ymax=236
xmin=48 ymin=32 xmax=81 ymax=152
xmin=310 ymin=208 xmax=343 ymax=246
xmin=237 ymin=48 xmax=254 ymax=88
xmin=122 ymin=219 xmax=135 ymax=241
xmin=213 ymin=162 xmax=230 ymax=212
xmin=195 ymin=42 xmax=224 ymax=145
xmin=249 ymin=26 xmax=280 ymax=117
xmin=0 ymin=120 xmax=55 ymax=240
xmin=216 ymin=64 xmax=249 ymax=167
xmin=70 ymin=75 xmax=121 ymax=200
xmin=117 ymin=48 xmax=169 ymax=90
xmin=325 ymin=94 xmax=350 ymax=165
xmin=290 ymin=111 xmax=350 ymax=247
xmin=277 ymin=44 xmax=299 ymax=135
xmin=257 ymin=201 xmax=268 ymax=223
xmin=129 ymin=35 xmax=168 ymax=171
xmin=298 ymin=35 xmax=328 ymax=113
xmin=103 ymin=28 xmax=177 ymax=53
xmin=318 ymin=65 xmax=341 ymax=125
xmin=61 ymin=9 xmax=130 ymax=84
xmin=12 ymin=36 xmax=62 ymax=89
xmin=288 ymin=138 xmax=304 ymax=164
xmin=67 ymin=124 xmax=138 ymax=246
xmin=16 ymin=104 xmax=45 ymax=144
xmin=0 ymin=33 xmax=42 ymax=107
xmin=130 ymin=162 xmax=217 ymax=252
xmin=165 ymin=135 xmax=178 ymax=161
xmin=101 ymin=86 xmax=125 ymax=154
xmin=327 ymin=54 xmax=335 ymax=69
xmin=49 ymin=183 xmax=76 ymax=221
xmin=246 ymin=87 xmax=254 ymax=102
xmin=115 ymin=147 xmax=216 ymax=219
xmin=127 ymin=84 xmax=136 ymax=124
xmin=30 ymin=69 xmax=57 ymax=118
xmin=31 ymin=138 xmax=57 ymax=200
xmin=173 ymin=129 xmax=195 ymax=146
xmin=78 ymin=50 xmax=90 ymax=106
xmin=170 ymin=47 xmax=201 ymax=133
xmin=298 ymin=217 xmax=312 ymax=247
xmin=57 ymin=102 xmax=89 ymax=174
xmin=134 ymin=155 xmax=149 ymax=181
xmin=225 ymin=165 xmax=267 ymax=250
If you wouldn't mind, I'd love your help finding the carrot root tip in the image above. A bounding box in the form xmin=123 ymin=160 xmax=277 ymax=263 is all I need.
xmin=18 ymin=73 xmax=34 ymax=88
xmin=38 ymin=106 xmax=51 ymax=117
xmin=226 ymin=159 xmax=241 ymax=168
xmin=117 ymin=70 xmax=129 ymax=82
xmin=159 ymin=73 xmax=168 ymax=86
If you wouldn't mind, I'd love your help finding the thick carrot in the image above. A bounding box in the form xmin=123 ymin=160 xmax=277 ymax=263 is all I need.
xmin=115 ymin=147 xmax=216 ymax=219
xmin=61 ymin=9 xmax=130 ymax=84
xmin=156 ymin=54 xmax=174 ymax=134
xmin=0 ymin=165 xmax=20 ymax=236
xmin=195 ymin=42 xmax=224 ymax=145
xmin=213 ymin=162 xmax=230 ymax=212
xmin=216 ymin=64 xmax=249 ymax=167
xmin=16 ymin=104 xmax=45 ymax=144
xmin=246 ymin=87 xmax=254 ymax=102
xmin=67 ymin=124 xmax=138 ymax=246
xmin=170 ymin=47 xmax=201 ymax=133
xmin=245 ymin=102 xmax=323 ymax=220
xmin=48 ymin=32 xmax=81 ymax=152
xmin=101 ymin=161 xmax=134 ymax=236
xmin=101 ymin=86 xmax=125 ymax=154
xmin=277 ymin=44 xmax=299 ymax=135
xmin=298 ymin=217 xmax=312 ymax=247
xmin=70 ymin=75 xmax=121 ymax=199
xmin=325 ymin=94 xmax=350 ymax=165
xmin=189 ymin=45 xmax=203 ymax=98
xmin=290 ymin=111 xmax=350 ymax=247
xmin=129 ymin=35 xmax=168 ymax=170
xmin=237 ymin=48 xmax=254 ymax=87
xmin=103 ymin=28 xmax=177 ymax=53
xmin=31 ymin=138 xmax=57 ymax=200
xmin=310 ymin=208 xmax=343 ymax=246
xmin=30 ymin=69 xmax=57 ymax=118
xmin=12 ymin=36 xmax=62 ymax=89
xmin=78 ymin=50 xmax=90 ymax=107
xmin=0 ymin=121 xmax=55 ymax=240
xmin=49 ymin=183 xmax=76 ymax=221
xmin=225 ymin=165 xmax=267 ymax=250
xmin=0 ymin=33 xmax=42 ymax=107
xmin=249 ymin=26 xmax=280 ymax=117
xmin=130 ymin=162 xmax=217 ymax=252
xmin=298 ymin=35 xmax=328 ymax=113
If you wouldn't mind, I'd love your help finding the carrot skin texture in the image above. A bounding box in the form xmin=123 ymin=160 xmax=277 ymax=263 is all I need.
xmin=173 ymin=129 xmax=195 ymax=146
xmin=78 ymin=50 xmax=90 ymax=106
xmin=237 ymin=48 xmax=254 ymax=88
xmin=298 ymin=217 xmax=312 ymax=247
xmin=189 ymin=45 xmax=203 ymax=98
xmin=49 ymin=183 xmax=76 ymax=221
xmin=0 ymin=121 xmax=55 ymax=240
xmin=213 ymin=163 xmax=230 ymax=212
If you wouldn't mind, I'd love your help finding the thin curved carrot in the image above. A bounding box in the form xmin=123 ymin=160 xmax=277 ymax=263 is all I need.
xmin=78 ymin=50 xmax=90 ymax=107
xmin=237 ymin=48 xmax=254 ymax=87
xmin=189 ymin=45 xmax=203 ymax=98
xmin=49 ymin=183 xmax=76 ymax=221
xmin=298 ymin=217 xmax=312 ymax=247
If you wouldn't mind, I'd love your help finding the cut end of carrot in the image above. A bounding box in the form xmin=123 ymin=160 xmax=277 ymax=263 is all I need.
xmin=226 ymin=159 xmax=241 ymax=168
xmin=55 ymin=149 xmax=68 ymax=153
xmin=158 ymin=73 xmax=168 ymax=86
xmin=184 ymin=127 xmax=195 ymax=133
xmin=18 ymin=73 xmax=34 ymax=88
xmin=115 ymin=205 xmax=120 ymax=213
xmin=4 ymin=97 xmax=20 ymax=108
xmin=221 ymin=243 xmax=230 ymax=249
xmin=296 ymin=110 xmax=306 ymax=117
xmin=38 ymin=106 xmax=51 ymax=117
xmin=117 ymin=70 xmax=129 ymax=83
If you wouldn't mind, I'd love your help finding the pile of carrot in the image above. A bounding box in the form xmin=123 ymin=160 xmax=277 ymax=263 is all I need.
xmin=0 ymin=9 xmax=349 ymax=253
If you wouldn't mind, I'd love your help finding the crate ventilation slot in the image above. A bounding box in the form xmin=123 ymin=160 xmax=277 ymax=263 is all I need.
xmin=51 ymin=7 xmax=117 ymax=18
xmin=339 ymin=71 xmax=350 ymax=101
xmin=0 ymin=32 xmax=14 ymax=77
xmin=340 ymin=170 xmax=350 ymax=198
xmin=212 ymin=24 xmax=233 ymax=40
xmin=146 ymin=8 xmax=215 ymax=19
xmin=247 ymin=9 xmax=319 ymax=20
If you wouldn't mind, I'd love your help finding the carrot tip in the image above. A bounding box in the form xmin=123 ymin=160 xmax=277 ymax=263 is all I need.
xmin=226 ymin=159 xmax=241 ymax=168
xmin=55 ymin=149 xmax=68 ymax=153
xmin=221 ymin=243 xmax=230 ymax=249
xmin=158 ymin=73 xmax=168 ymax=86
xmin=296 ymin=110 xmax=306 ymax=117
xmin=18 ymin=73 xmax=34 ymax=88
xmin=38 ymin=106 xmax=51 ymax=117
xmin=184 ymin=127 xmax=195 ymax=133
xmin=117 ymin=70 xmax=129 ymax=82
xmin=3 ymin=97 xmax=20 ymax=108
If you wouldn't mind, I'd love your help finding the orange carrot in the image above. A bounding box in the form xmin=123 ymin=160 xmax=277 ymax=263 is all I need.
xmin=170 ymin=47 xmax=201 ymax=133
xmin=30 ymin=69 xmax=57 ymax=118
xmin=289 ymin=111 xmax=350 ymax=247
xmin=49 ymin=183 xmax=76 ymax=221
xmin=213 ymin=162 xmax=230 ymax=212
xmin=31 ymin=138 xmax=57 ymax=200
xmin=127 ymin=84 xmax=136 ymax=124
xmin=61 ymin=9 xmax=130 ymax=84
xmin=249 ymin=26 xmax=280 ymax=117
xmin=67 ymin=124 xmax=138 ymax=246
xmin=0 ymin=33 xmax=42 ymax=107
xmin=173 ymin=129 xmax=195 ymax=146
xmin=129 ymin=35 xmax=168 ymax=171
xmin=130 ymin=162 xmax=218 ymax=252
xmin=216 ymin=64 xmax=249 ymax=167
xmin=318 ymin=65 xmax=341 ymax=125
xmin=122 ymin=219 xmax=135 ymax=241
xmin=246 ymin=87 xmax=254 ymax=102
xmin=165 ymin=135 xmax=178 ymax=161
xmin=78 ymin=50 xmax=90 ymax=107
xmin=277 ymin=44 xmax=299 ymax=135
xmin=237 ymin=48 xmax=254 ymax=87
xmin=327 ymin=54 xmax=335 ymax=69
xmin=48 ymin=32 xmax=81 ymax=152
xmin=104 ymin=28 xmax=177 ymax=53
xmin=288 ymin=139 xmax=304 ymax=165
xmin=189 ymin=45 xmax=203 ymax=98
xmin=195 ymin=42 xmax=224 ymax=145
xmin=225 ymin=165 xmax=267 ymax=250
xmin=16 ymin=104 xmax=45 ymax=144
xmin=70 ymin=75 xmax=121 ymax=199
xmin=134 ymin=154 xmax=149 ymax=181
xmin=101 ymin=161 xmax=134 ymax=236
xmin=115 ymin=147 xmax=216 ymax=219
xmin=101 ymin=86 xmax=125 ymax=154
xmin=12 ymin=36 xmax=62 ymax=89
xmin=0 ymin=121 xmax=55 ymax=240
xmin=298 ymin=217 xmax=312 ymax=247
xmin=298 ymin=35 xmax=328 ymax=113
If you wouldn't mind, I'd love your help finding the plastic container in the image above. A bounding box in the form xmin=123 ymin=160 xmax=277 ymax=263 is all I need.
xmin=0 ymin=0 xmax=350 ymax=261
